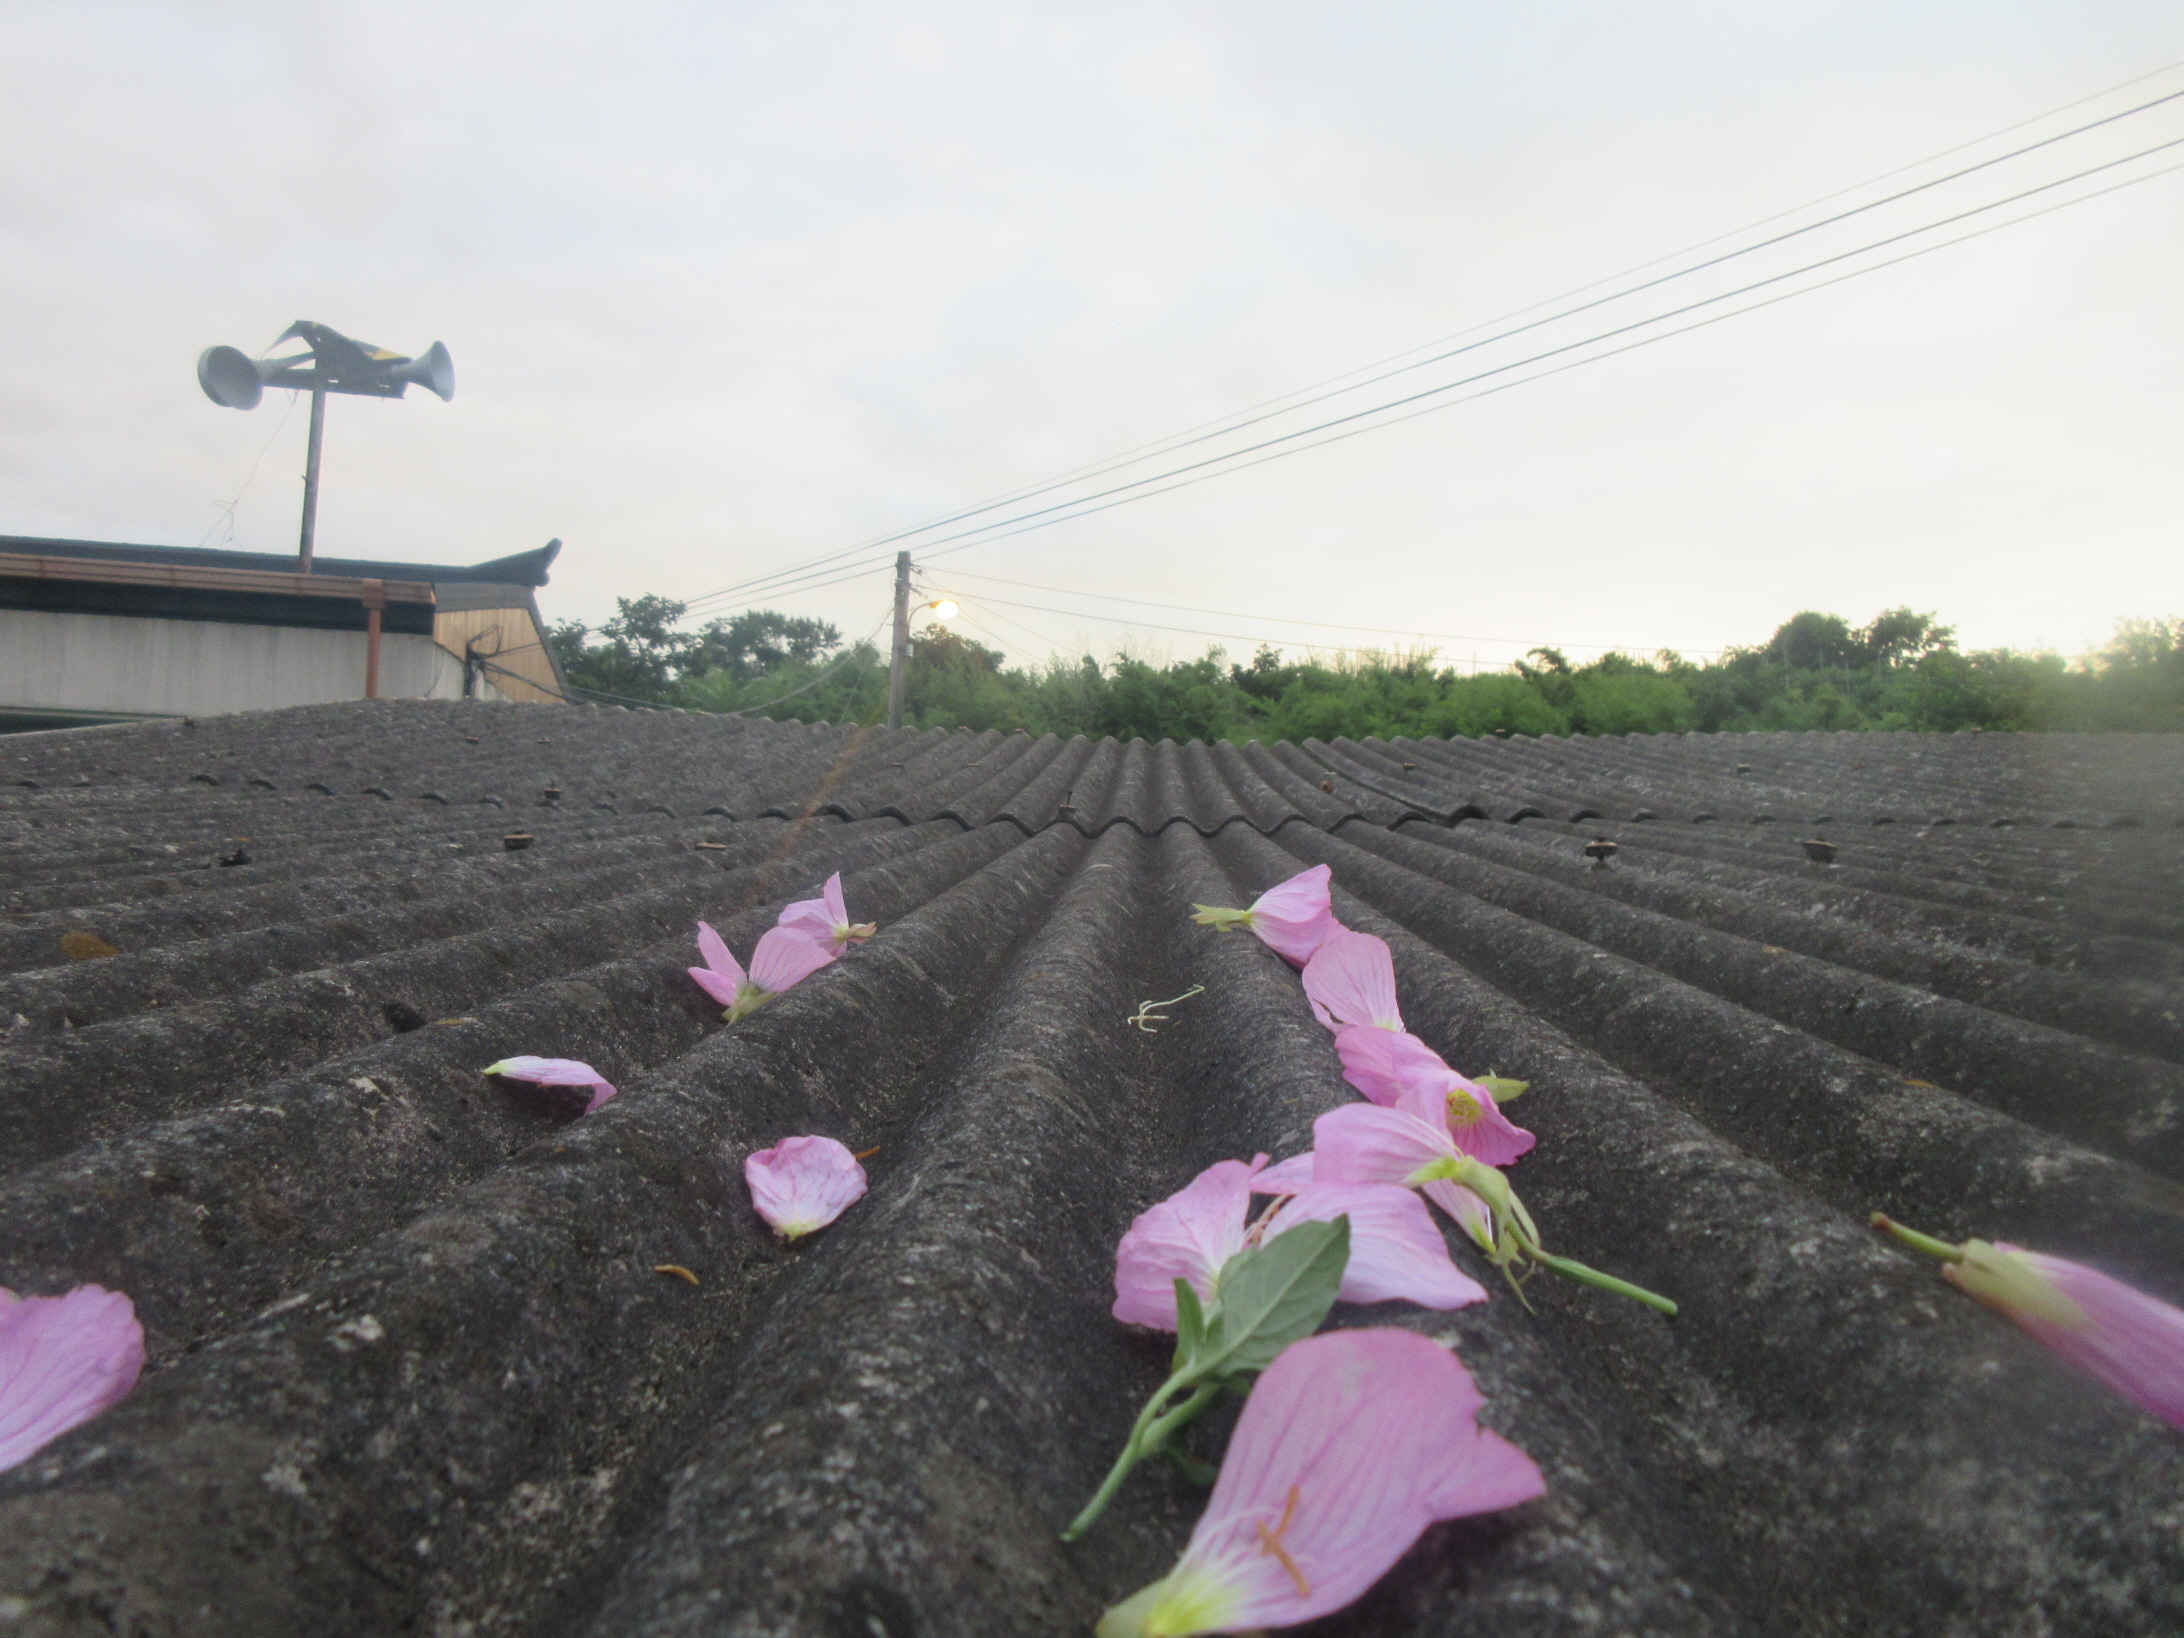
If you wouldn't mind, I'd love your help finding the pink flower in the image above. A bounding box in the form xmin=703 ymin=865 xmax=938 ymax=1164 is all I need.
xmin=1113 ymin=1158 xmax=1267 ymax=1329
xmin=778 ymin=872 xmax=877 ymax=952
xmin=1114 ymin=1158 xmax=1483 ymax=1329
xmin=1334 ymin=1029 xmax=1535 ymax=1168
xmin=1951 ymin=1241 xmax=2184 ymax=1428
xmin=1191 ymin=865 xmax=1335 ymax=967
xmin=481 ymin=1055 xmax=618 ymax=1114
xmin=1096 ymin=1328 xmax=1544 ymax=1636
xmin=0 ymin=1285 xmax=145 ymax=1472
xmin=1264 ymin=1183 xmax=1486 ymax=1311
xmin=1874 ymin=1216 xmax=2184 ymax=1428
xmin=1311 ymin=1089 xmax=1504 ymax=1251
xmin=744 ymin=1135 xmax=868 ymax=1240
xmin=1301 ymin=928 xmax=1402 ymax=1033
xmin=689 ymin=920 xmax=835 ymax=1022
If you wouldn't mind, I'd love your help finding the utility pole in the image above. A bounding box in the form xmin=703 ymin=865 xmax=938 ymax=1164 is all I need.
xmin=886 ymin=550 xmax=912 ymax=730
xmin=298 ymin=384 xmax=326 ymax=573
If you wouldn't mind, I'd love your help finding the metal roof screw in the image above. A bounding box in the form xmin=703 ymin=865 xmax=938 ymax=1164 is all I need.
xmin=1318 ymin=778 xmax=1335 ymax=794
xmin=503 ymin=833 xmax=535 ymax=852
xmin=1583 ymin=838 xmax=1618 ymax=866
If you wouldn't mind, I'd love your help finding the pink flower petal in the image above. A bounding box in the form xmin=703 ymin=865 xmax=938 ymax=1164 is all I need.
xmin=1953 ymin=1243 xmax=2184 ymax=1429
xmin=687 ymin=964 xmax=742 ymax=1009
xmin=1332 ymin=1027 xmax=1447 ymax=1107
xmin=696 ymin=920 xmax=743 ymax=986
xmin=0 ymin=1285 xmax=145 ymax=1472
xmin=1311 ymin=1100 xmax=1455 ymax=1190
xmin=481 ymin=1055 xmax=619 ymax=1114
xmin=1301 ymin=929 xmax=1403 ymax=1034
xmin=748 ymin=923 xmax=836 ymax=993
xmin=1098 ymin=1329 xmax=1543 ymax=1635
xmin=690 ymin=921 xmax=747 ymax=1007
xmin=1113 ymin=1157 xmax=1266 ymax=1330
xmin=1424 ymin=1178 xmax=1498 ymax=1249
xmin=1253 ymin=1153 xmax=1316 ymax=1195
xmin=1264 ymin=1183 xmax=1487 ymax=1310
xmin=744 ymin=1135 xmax=868 ymax=1239
xmin=779 ymin=874 xmax=877 ymax=950
xmin=1247 ymin=865 xmax=1335 ymax=967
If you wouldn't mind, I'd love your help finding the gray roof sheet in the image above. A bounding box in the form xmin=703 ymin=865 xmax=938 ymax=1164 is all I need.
xmin=2 ymin=701 xmax=2182 ymax=1636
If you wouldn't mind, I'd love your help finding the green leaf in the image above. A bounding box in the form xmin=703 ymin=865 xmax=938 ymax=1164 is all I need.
xmin=1172 ymin=1277 xmax=1207 ymax=1373
xmin=1195 ymin=1216 xmax=1350 ymax=1380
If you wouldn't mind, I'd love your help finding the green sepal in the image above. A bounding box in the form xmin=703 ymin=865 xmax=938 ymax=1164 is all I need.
xmin=1161 ymin=1445 xmax=1218 ymax=1486
xmin=1475 ymin=1073 xmax=1529 ymax=1103
xmin=1171 ymin=1277 xmax=1207 ymax=1374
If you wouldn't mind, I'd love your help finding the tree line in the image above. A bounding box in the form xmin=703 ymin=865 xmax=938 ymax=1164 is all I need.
xmin=546 ymin=600 xmax=2184 ymax=740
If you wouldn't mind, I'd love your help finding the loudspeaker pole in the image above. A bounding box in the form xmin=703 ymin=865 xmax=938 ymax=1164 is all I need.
xmin=886 ymin=550 xmax=912 ymax=730
xmin=298 ymin=384 xmax=326 ymax=573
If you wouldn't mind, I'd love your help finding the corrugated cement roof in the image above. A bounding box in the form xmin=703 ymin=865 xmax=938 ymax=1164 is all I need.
xmin=2 ymin=701 xmax=2183 ymax=1637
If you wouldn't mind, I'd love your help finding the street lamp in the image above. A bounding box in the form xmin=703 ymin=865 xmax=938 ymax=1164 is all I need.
xmin=197 ymin=320 xmax=454 ymax=572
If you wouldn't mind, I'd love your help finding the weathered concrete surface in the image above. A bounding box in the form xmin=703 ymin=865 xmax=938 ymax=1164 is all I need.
xmin=1 ymin=702 xmax=2180 ymax=1637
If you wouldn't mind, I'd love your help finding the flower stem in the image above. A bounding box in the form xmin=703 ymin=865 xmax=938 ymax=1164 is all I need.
xmin=1062 ymin=1376 xmax=1220 ymax=1541
xmin=1529 ymin=1249 xmax=1679 ymax=1315
xmin=1870 ymin=1212 xmax=1965 ymax=1263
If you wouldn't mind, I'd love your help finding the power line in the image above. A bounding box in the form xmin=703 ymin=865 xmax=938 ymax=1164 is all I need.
xmin=679 ymin=64 xmax=2184 ymax=615
xmin=854 ymin=83 xmax=2184 ymax=573
xmin=752 ymin=130 xmax=2184 ymax=584
xmin=919 ymin=148 xmax=2184 ymax=567
xmin=672 ymin=144 xmax=2184 ymax=664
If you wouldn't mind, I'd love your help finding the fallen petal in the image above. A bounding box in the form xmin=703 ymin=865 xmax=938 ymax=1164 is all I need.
xmin=1246 ymin=865 xmax=1335 ymax=967
xmin=0 ymin=1285 xmax=145 ymax=1472
xmin=1952 ymin=1242 xmax=2184 ymax=1429
xmin=1301 ymin=929 xmax=1403 ymax=1034
xmin=1265 ymin=1183 xmax=1487 ymax=1310
xmin=1113 ymin=1157 xmax=1266 ymax=1330
xmin=748 ymin=923 xmax=836 ymax=993
xmin=481 ymin=1055 xmax=618 ymax=1114
xmin=1097 ymin=1328 xmax=1542 ymax=1635
xmin=744 ymin=1135 xmax=868 ymax=1240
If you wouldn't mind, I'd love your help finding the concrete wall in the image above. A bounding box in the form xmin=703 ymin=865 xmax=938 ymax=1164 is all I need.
xmin=0 ymin=607 xmax=504 ymax=719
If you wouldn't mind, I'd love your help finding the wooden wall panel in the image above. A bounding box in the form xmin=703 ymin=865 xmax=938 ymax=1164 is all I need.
xmin=433 ymin=606 xmax=565 ymax=703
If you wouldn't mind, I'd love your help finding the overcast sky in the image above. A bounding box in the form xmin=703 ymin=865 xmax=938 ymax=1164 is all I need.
xmin=2 ymin=1 xmax=2179 ymax=674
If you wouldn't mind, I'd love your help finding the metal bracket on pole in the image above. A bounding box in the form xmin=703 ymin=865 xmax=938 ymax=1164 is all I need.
xmin=886 ymin=550 xmax=912 ymax=731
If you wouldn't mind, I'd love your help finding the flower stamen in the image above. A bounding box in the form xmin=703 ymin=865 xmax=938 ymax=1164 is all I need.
xmin=1254 ymin=1483 xmax=1312 ymax=1599
xmin=1129 ymin=985 xmax=1206 ymax=1033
